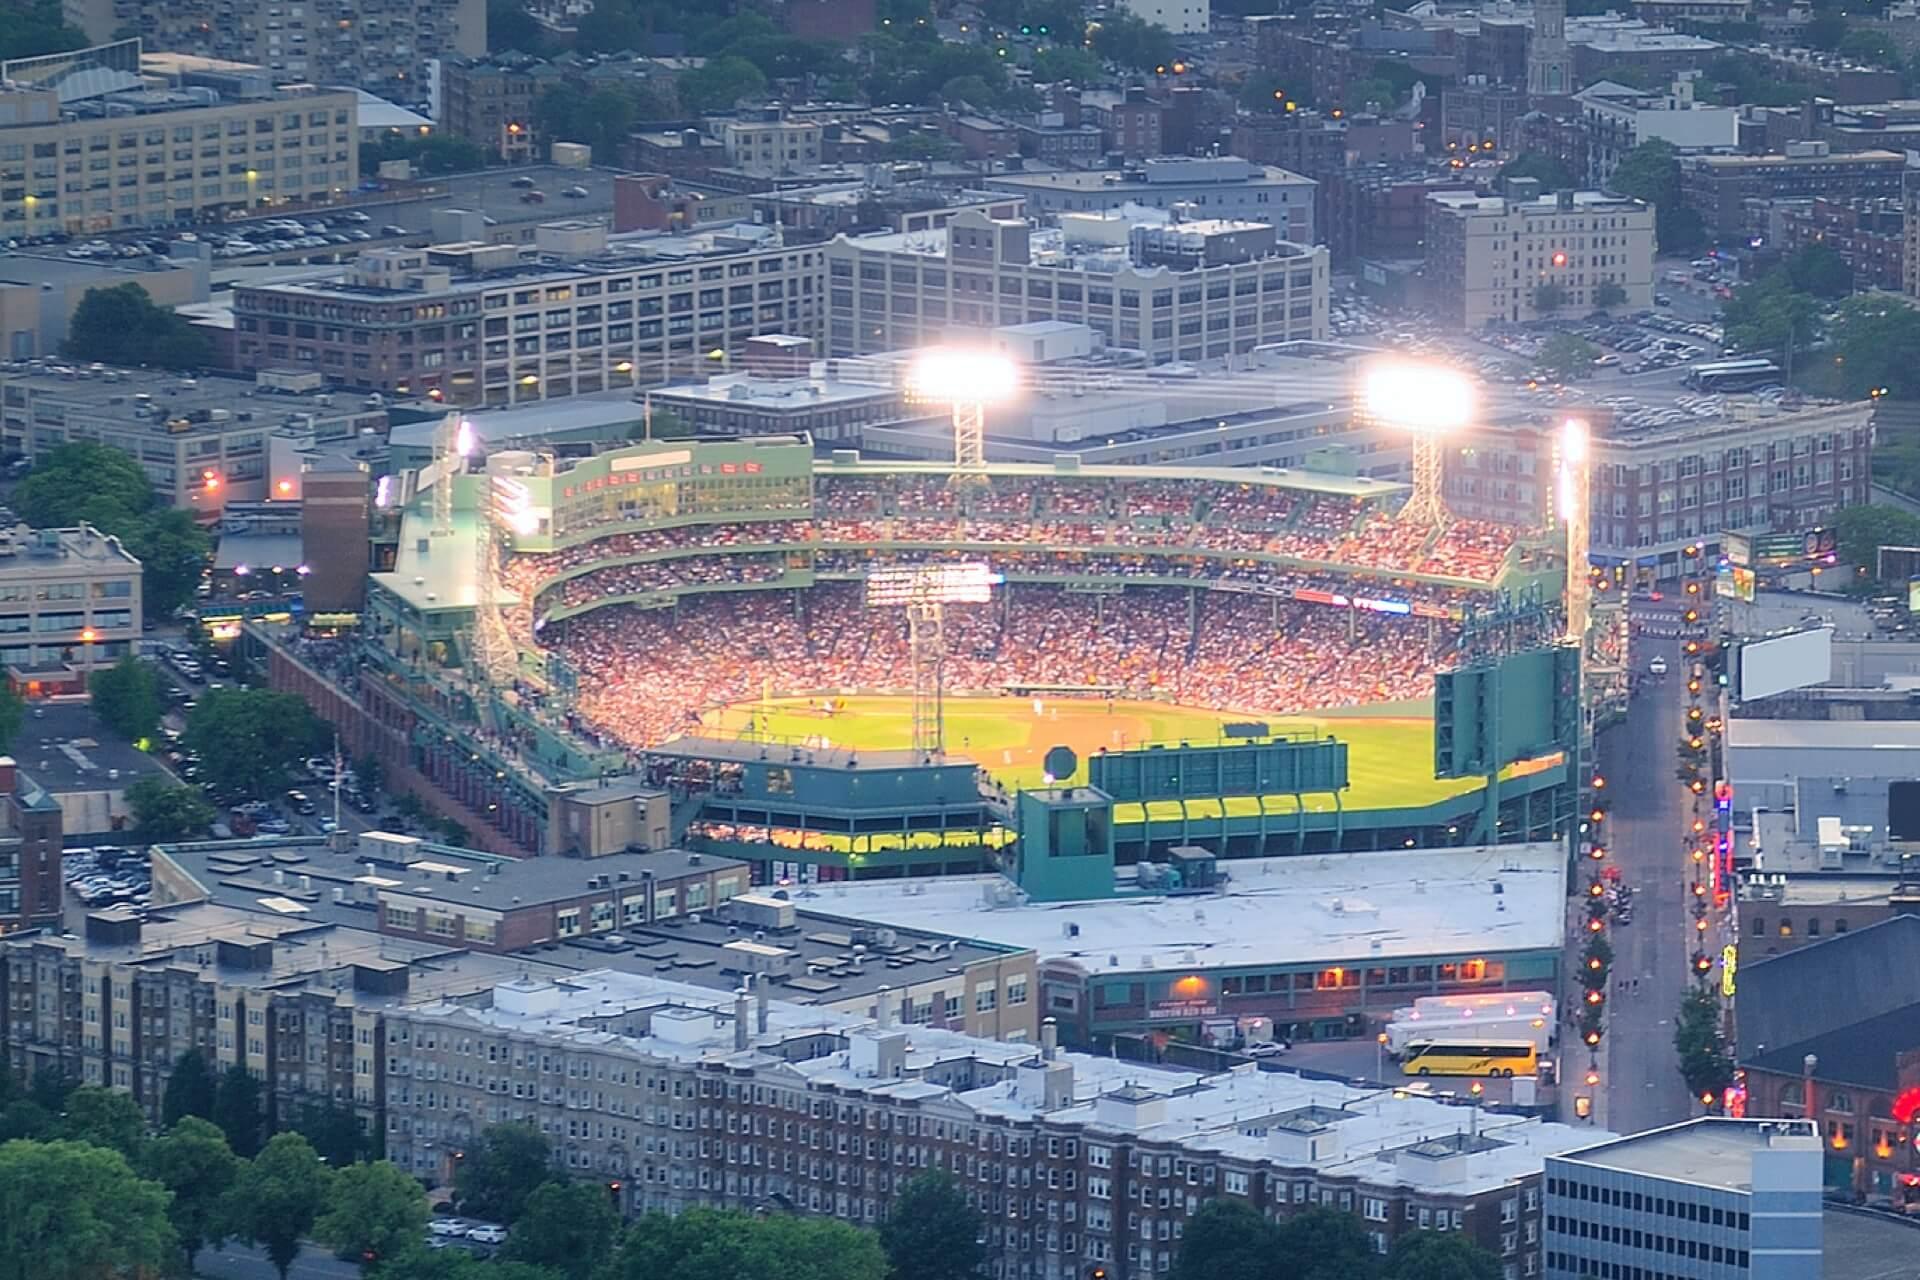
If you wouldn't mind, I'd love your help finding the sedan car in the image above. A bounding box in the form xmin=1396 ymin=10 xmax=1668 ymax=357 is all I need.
xmin=466 ymin=1225 xmax=508 ymax=1245
xmin=428 ymin=1219 xmax=466 ymax=1237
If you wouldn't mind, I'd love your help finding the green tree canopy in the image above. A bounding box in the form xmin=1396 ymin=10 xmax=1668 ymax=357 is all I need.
xmin=1607 ymin=139 xmax=1706 ymax=253
xmin=212 ymin=1062 xmax=264 ymax=1157
xmin=502 ymin=1178 xmax=622 ymax=1280
xmin=233 ymin=1132 xmax=335 ymax=1280
xmin=0 ymin=0 xmax=89 ymax=60
xmin=676 ymin=55 xmax=769 ymax=113
xmin=1534 ymin=282 xmax=1569 ymax=314
xmin=0 ymin=1100 xmax=55 ymax=1143
xmin=486 ymin=0 xmax=548 ymax=52
xmin=59 ymin=1085 xmax=148 ymax=1160
xmin=1595 ymin=281 xmax=1629 ymax=308
xmin=292 ymin=1100 xmax=375 ymax=1167
xmin=1834 ymin=502 xmax=1920 ymax=581
xmin=1782 ymin=240 xmax=1853 ymax=299
xmin=1171 ymin=1199 xmax=1279 ymax=1280
xmin=1828 ymin=292 xmax=1920 ymax=398
xmin=162 ymin=1048 xmax=218 ymax=1127
xmin=1498 ymin=152 xmax=1575 ymax=190
xmin=1837 ymin=26 xmax=1900 ymax=66
xmin=135 ymin=507 xmax=214 ymax=621
xmin=1674 ymin=984 xmax=1734 ymax=1106
xmin=606 ymin=1207 xmax=889 ymax=1280
xmin=0 ymin=1139 xmax=175 ymax=1280
xmin=127 ymin=777 xmax=216 ymax=842
xmin=1087 ymin=12 xmax=1174 ymax=72
xmin=375 ymin=1249 xmax=565 ymax=1280
xmin=1032 ymin=45 xmax=1105 ymax=86
xmin=142 ymin=1116 xmax=242 ymax=1270
xmin=64 ymin=282 xmax=213 ymax=371
xmin=359 ymin=134 xmax=490 ymax=179
xmin=1538 ymin=333 xmax=1598 ymax=380
xmin=184 ymin=688 xmax=327 ymax=801
xmin=1722 ymin=273 xmax=1823 ymax=356
xmin=1277 ymin=1205 xmax=1382 ymax=1280
xmin=879 ymin=1172 xmax=985 ymax=1280
xmin=454 ymin=1121 xmax=555 ymax=1224
xmin=0 ymin=684 xmax=24 ymax=756
xmin=90 ymin=655 xmax=162 ymax=743
xmin=1382 ymin=1230 xmax=1504 ymax=1280
xmin=315 ymin=1159 xmax=431 ymax=1272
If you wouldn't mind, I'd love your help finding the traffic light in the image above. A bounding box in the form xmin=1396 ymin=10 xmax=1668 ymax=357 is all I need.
xmin=1575 ymin=1095 xmax=1593 ymax=1119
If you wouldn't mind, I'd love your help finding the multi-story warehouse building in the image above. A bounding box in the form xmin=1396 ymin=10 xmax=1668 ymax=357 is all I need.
xmin=722 ymin=112 xmax=825 ymax=178
xmin=823 ymin=209 xmax=1328 ymax=362
xmin=383 ymin=968 xmax=1600 ymax=1279
xmin=0 ymin=900 xmax=566 ymax=1140
xmin=0 ymin=523 xmax=142 ymax=692
xmin=1423 ymin=185 xmax=1654 ymax=329
xmin=1443 ymin=398 xmax=1875 ymax=581
xmin=433 ymin=54 xmax=562 ymax=162
xmin=1679 ymin=143 xmax=1907 ymax=240
xmin=983 ymin=158 xmax=1316 ymax=246
xmin=0 ymin=42 xmax=358 ymax=237
xmin=1543 ymin=1119 xmax=1822 ymax=1280
xmin=230 ymin=223 xmax=827 ymax=407
xmin=0 ymin=366 xmax=383 ymax=512
xmin=65 ymin=0 xmax=484 ymax=97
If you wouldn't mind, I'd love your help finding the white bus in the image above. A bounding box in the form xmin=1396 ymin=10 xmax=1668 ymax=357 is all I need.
xmin=1385 ymin=1013 xmax=1554 ymax=1057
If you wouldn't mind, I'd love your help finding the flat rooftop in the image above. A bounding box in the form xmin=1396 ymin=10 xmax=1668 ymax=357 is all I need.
xmin=0 ymin=366 xmax=367 ymax=433
xmin=793 ymin=843 xmax=1566 ymax=974
xmin=1555 ymin=1119 xmax=1820 ymax=1191
xmin=0 ymin=251 xmax=194 ymax=288
xmin=983 ymin=163 xmax=1311 ymax=191
xmin=12 ymin=700 xmax=170 ymax=831
xmin=810 ymin=449 xmax=1411 ymax=499
xmin=653 ymin=371 xmax=901 ymax=411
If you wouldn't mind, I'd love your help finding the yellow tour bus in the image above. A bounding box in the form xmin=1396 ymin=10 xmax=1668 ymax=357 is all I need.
xmin=1401 ymin=1039 xmax=1539 ymax=1078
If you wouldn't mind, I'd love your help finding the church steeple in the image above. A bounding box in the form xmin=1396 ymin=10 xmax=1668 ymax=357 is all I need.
xmin=1528 ymin=0 xmax=1569 ymax=100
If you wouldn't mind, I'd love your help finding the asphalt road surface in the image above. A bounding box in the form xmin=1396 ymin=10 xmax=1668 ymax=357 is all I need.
xmin=195 ymin=1243 xmax=361 ymax=1280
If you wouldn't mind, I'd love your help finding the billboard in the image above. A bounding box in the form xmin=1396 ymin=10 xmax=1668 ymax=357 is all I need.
xmin=1733 ymin=627 xmax=1832 ymax=702
xmin=864 ymin=562 xmax=997 ymax=606
xmin=1716 ymin=564 xmax=1756 ymax=603
xmin=1753 ymin=528 xmax=1838 ymax=565
xmin=1722 ymin=532 xmax=1752 ymax=568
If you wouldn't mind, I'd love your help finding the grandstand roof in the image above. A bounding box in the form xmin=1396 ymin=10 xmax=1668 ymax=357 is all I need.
xmin=813 ymin=452 xmax=1410 ymax=499
xmin=782 ymin=842 xmax=1566 ymax=975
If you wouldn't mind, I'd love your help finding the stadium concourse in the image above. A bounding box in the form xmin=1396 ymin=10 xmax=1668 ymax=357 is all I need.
xmin=496 ymin=468 xmax=1548 ymax=760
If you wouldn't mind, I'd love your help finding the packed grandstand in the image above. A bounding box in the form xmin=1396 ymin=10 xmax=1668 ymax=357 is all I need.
xmin=489 ymin=463 xmax=1547 ymax=751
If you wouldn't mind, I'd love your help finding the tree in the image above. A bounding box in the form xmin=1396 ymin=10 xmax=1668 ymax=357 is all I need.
xmin=376 ymin=1250 xmax=565 ymax=1280
xmin=0 ymin=684 xmax=23 ymax=756
xmin=0 ymin=0 xmax=89 ymax=61
xmin=0 ymin=1139 xmax=174 ymax=1280
xmin=454 ymin=1121 xmax=555 ymax=1224
xmin=1538 ymin=332 xmax=1598 ymax=380
xmin=879 ymin=1172 xmax=985 ymax=1280
xmin=1674 ymin=985 xmax=1734 ymax=1107
xmin=1382 ymin=1231 xmax=1503 ymax=1280
xmin=212 ymin=1062 xmax=264 ymax=1158
xmin=1498 ymin=152 xmax=1575 ymax=190
xmin=1276 ymin=1206 xmax=1381 ymax=1280
xmin=134 ymin=507 xmax=214 ymax=621
xmin=1607 ymin=139 xmax=1705 ymax=253
xmin=1834 ymin=502 xmax=1920 ymax=581
xmin=89 ymin=655 xmax=162 ymax=743
xmin=13 ymin=442 xmax=151 ymax=531
xmin=0 ymin=1100 xmax=55 ymax=1143
xmin=64 ymin=282 xmax=213 ymax=371
xmin=358 ymin=133 xmax=490 ymax=179
xmin=487 ymin=0 xmax=548 ymax=52
xmin=1839 ymin=26 xmax=1900 ymax=66
xmin=316 ymin=1160 xmax=430 ymax=1272
xmin=127 ymin=777 xmax=217 ymax=842
xmin=1721 ymin=274 xmax=1823 ymax=357
xmin=502 ymin=1179 xmax=622 ymax=1280
xmin=1804 ymin=10 xmax=1849 ymax=51
xmin=1171 ymin=1199 xmax=1279 ymax=1280
xmin=142 ymin=1116 xmax=242 ymax=1271
xmin=163 ymin=1049 xmax=218 ymax=1127
xmin=60 ymin=1085 xmax=148 ymax=1160
xmin=1782 ymin=241 xmax=1853 ymax=300
xmin=677 ymin=55 xmax=769 ymax=113
xmin=1828 ymin=292 xmax=1920 ymax=400
xmin=1087 ymin=12 xmax=1174 ymax=72
xmin=26 ymin=1067 xmax=77 ymax=1114
xmin=233 ymin=1132 xmax=334 ymax=1280
xmin=606 ymin=1208 xmax=888 ymax=1280
xmin=1032 ymin=45 xmax=1105 ymax=86
xmin=1534 ymin=282 xmax=1568 ymax=314
xmin=185 ymin=687 xmax=327 ymax=801
xmin=1595 ymin=281 xmax=1628 ymax=309
xmin=293 ymin=1100 xmax=374 ymax=1167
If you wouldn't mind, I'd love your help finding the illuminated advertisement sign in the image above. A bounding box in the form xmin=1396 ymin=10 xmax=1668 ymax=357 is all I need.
xmin=865 ymin=563 xmax=998 ymax=606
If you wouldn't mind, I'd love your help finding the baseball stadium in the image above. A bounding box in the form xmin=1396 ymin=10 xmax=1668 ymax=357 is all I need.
xmin=351 ymin=419 xmax=1580 ymax=877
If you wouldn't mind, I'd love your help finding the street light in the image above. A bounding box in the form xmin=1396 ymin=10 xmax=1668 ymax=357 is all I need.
xmin=906 ymin=346 xmax=1021 ymax=482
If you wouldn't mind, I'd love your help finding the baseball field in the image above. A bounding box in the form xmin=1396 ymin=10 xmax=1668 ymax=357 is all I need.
xmin=700 ymin=693 xmax=1484 ymax=814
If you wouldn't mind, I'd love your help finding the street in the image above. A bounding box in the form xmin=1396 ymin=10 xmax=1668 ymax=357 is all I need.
xmin=195 ymin=1242 xmax=361 ymax=1280
xmin=1586 ymin=611 xmax=1701 ymax=1136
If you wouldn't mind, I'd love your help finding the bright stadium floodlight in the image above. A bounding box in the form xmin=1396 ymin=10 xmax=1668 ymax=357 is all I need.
xmin=865 ymin=561 xmax=1000 ymax=758
xmin=1360 ymin=360 xmax=1476 ymax=530
xmin=1559 ymin=418 xmax=1592 ymax=645
xmin=906 ymin=347 xmax=1020 ymax=482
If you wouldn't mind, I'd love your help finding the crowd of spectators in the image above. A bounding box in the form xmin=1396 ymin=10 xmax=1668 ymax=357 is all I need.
xmin=543 ymin=581 xmax=1455 ymax=751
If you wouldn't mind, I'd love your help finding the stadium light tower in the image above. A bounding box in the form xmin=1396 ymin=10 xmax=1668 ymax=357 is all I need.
xmin=432 ymin=412 xmax=476 ymax=536
xmin=906 ymin=347 xmax=1020 ymax=484
xmin=1558 ymin=417 xmax=1592 ymax=644
xmin=865 ymin=562 xmax=996 ymax=758
xmin=1360 ymin=361 xmax=1475 ymax=531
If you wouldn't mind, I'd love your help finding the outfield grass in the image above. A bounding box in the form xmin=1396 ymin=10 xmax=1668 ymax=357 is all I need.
xmin=699 ymin=694 xmax=1485 ymax=814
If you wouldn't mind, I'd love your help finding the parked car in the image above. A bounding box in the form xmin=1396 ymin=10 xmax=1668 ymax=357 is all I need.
xmin=466 ymin=1225 xmax=508 ymax=1245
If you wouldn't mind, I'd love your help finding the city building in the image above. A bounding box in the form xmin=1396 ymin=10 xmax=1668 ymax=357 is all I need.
xmin=1543 ymin=1119 xmax=1822 ymax=1280
xmin=0 ymin=246 xmax=208 ymax=361
xmin=0 ymin=366 xmax=386 ymax=512
xmin=722 ymin=112 xmax=825 ymax=177
xmin=1077 ymin=89 xmax=1165 ymax=161
xmin=0 ymin=523 xmax=141 ymax=694
xmin=1423 ymin=185 xmax=1655 ymax=328
xmin=648 ymin=369 xmax=904 ymax=443
xmin=823 ymin=208 xmax=1328 ymax=363
xmin=433 ymin=54 xmax=564 ymax=161
xmin=66 ymin=0 xmax=484 ymax=96
xmin=1528 ymin=0 xmax=1570 ymax=101
xmin=983 ymin=158 xmax=1317 ymax=246
xmin=0 ymin=42 xmax=359 ymax=235
xmin=1737 ymin=915 xmax=1920 ymax=1203
xmin=384 ymin=964 xmax=1604 ymax=1276
xmin=298 ymin=455 xmax=372 ymax=614
xmin=0 ymin=898 xmax=571 ymax=1140
xmin=1447 ymin=398 xmax=1874 ymax=580
xmin=1013 ymin=114 xmax=1105 ymax=167
xmin=1442 ymin=78 xmax=1531 ymax=152
xmin=230 ymin=222 xmax=827 ymax=406
xmin=1117 ymin=0 xmax=1208 ymax=34
xmin=1316 ymin=167 xmax=1474 ymax=266
xmin=1563 ymin=15 xmax=1723 ymax=85
xmin=1679 ymin=144 xmax=1908 ymax=240
xmin=1771 ymin=196 xmax=1903 ymax=294
xmin=806 ymin=842 xmax=1566 ymax=1048
xmin=0 ymin=757 xmax=65 ymax=935
xmin=1575 ymin=77 xmax=1739 ymax=185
